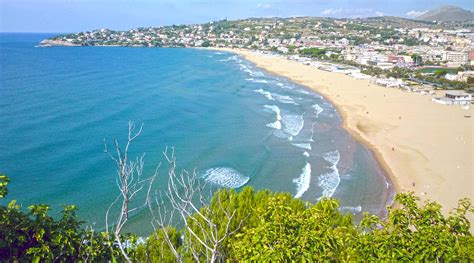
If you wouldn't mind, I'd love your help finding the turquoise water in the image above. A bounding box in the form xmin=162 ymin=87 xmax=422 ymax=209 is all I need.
xmin=0 ymin=33 xmax=393 ymax=235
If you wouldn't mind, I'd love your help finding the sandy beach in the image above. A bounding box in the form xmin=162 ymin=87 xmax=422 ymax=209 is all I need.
xmin=217 ymin=48 xmax=473 ymax=218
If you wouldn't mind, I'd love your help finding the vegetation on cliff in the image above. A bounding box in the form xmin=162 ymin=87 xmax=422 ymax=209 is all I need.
xmin=1 ymin=173 xmax=473 ymax=262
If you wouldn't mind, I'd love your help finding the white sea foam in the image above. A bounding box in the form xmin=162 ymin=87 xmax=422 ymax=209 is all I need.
xmin=296 ymin=122 xmax=315 ymax=143
xmin=264 ymin=105 xmax=282 ymax=130
xmin=318 ymin=150 xmax=341 ymax=199
xmin=293 ymin=162 xmax=311 ymax=198
xmin=202 ymin=167 xmax=250 ymax=189
xmin=296 ymin=89 xmax=310 ymax=95
xmin=292 ymin=143 xmax=312 ymax=150
xmin=312 ymin=104 xmax=323 ymax=117
xmin=267 ymin=121 xmax=282 ymax=129
xmin=244 ymin=69 xmax=264 ymax=77
xmin=254 ymin=89 xmax=274 ymax=100
xmin=303 ymin=151 xmax=310 ymax=157
xmin=282 ymin=114 xmax=304 ymax=137
xmin=252 ymin=79 xmax=268 ymax=84
xmin=252 ymin=71 xmax=265 ymax=77
xmin=220 ymin=55 xmax=240 ymax=62
xmin=272 ymin=93 xmax=297 ymax=105
xmin=264 ymin=105 xmax=282 ymax=120
xmin=214 ymin=52 xmax=224 ymax=55
xmin=276 ymin=82 xmax=294 ymax=90
xmin=273 ymin=130 xmax=290 ymax=139
xmin=339 ymin=206 xmax=362 ymax=213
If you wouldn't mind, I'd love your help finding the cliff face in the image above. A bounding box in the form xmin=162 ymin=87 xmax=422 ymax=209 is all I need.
xmin=39 ymin=39 xmax=81 ymax=47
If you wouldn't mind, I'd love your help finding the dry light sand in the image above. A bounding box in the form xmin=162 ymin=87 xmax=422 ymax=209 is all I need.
xmin=218 ymin=48 xmax=473 ymax=219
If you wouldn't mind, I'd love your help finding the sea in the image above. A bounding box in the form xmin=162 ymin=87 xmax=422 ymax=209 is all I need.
xmin=0 ymin=33 xmax=393 ymax=235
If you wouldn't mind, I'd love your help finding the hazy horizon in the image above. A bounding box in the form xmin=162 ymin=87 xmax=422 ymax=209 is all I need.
xmin=0 ymin=0 xmax=472 ymax=33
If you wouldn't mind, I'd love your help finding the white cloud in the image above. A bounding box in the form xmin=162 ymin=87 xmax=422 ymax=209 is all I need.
xmin=406 ymin=10 xmax=427 ymax=17
xmin=321 ymin=8 xmax=342 ymax=15
xmin=321 ymin=8 xmax=385 ymax=18
xmin=256 ymin=3 xmax=272 ymax=9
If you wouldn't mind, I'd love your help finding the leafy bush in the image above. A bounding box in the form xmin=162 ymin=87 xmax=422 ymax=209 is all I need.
xmin=0 ymin=175 xmax=124 ymax=262
xmin=1 ymin=175 xmax=473 ymax=262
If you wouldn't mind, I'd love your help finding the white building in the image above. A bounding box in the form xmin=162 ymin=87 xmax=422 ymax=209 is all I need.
xmin=375 ymin=78 xmax=404 ymax=88
xmin=443 ymin=51 xmax=469 ymax=66
xmin=432 ymin=91 xmax=472 ymax=105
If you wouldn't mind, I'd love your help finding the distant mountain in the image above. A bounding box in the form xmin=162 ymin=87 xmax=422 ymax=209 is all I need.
xmin=417 ymin=6 xmax=474 ymax=21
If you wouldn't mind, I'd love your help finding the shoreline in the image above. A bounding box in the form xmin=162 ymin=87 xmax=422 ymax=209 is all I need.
xmin=252 ymin=51 xmax=399 ymax=207
xmin=215 ymin=47 xmax=399 ymax=198
xmin=320 ymin=89 xmax=399 ymax=204
xmin=210 ymin=47 xmax=473 ymax=218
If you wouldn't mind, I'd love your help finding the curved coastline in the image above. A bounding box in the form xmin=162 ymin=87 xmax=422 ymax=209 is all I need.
xmin=209 ymin=47 xmax=473 ymax=217
xmin=208 ymin=47 xmax=397 ymax=209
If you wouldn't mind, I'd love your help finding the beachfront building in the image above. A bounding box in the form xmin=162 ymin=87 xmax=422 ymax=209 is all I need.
xmin=432 ymin=91 xmax=472 ymax=105
xmin=443 ymin=51 xmax=469 ymax=67
xmin=374 ymin=78 xmax=404 ymax=88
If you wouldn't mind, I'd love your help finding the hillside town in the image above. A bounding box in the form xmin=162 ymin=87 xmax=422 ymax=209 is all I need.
xmin=41 ymin=16 xmax=474 ymax=97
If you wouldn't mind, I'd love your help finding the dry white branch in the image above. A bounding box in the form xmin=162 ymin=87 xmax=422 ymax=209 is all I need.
xmin=104 ymin=121 xmax=158 ymax=263
xmin=149 ymin=147 xmax=243 ymax=263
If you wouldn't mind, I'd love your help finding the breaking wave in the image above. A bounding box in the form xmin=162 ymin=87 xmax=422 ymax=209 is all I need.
xmin=273 ymin=93 xmax=297 ymax=105
xmin=252 ymin=79 xmax=269 ymax=84
xmin=220 ymin=55 xmax=241 ymax=62
xmin=293 ymin=162 xmax=311 ymax=198
xmin=239 ymin=64 xmax=248 ymax=70
xmin=296 ymin=89 xmax=310 ymax=95
xmin=264 ymin=105 xmax=282 ymax=130
xmin=292 ymin=143 xmax=312 ymax=150
xmin=318 ymin=150 xmax=341 ymax=199
xmin=282 ymin=114 xmax=304 ymax=137
xmin=254 ymin=89 xmax=274 ymax=100
xmin=202 ymin=167 xmax=250 ymax=189
xmin=312 ymin=104 xmax=323 ymax=117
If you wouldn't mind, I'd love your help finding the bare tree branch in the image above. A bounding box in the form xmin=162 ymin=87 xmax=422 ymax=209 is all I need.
xmin=104 ymin=121 xmax=157 ymax=263
xmin=149 ymin=147 xmax=244 ymax=263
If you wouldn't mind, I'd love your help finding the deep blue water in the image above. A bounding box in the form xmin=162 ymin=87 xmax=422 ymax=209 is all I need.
xmin=0 ymin=33 xmax=393 ymax=235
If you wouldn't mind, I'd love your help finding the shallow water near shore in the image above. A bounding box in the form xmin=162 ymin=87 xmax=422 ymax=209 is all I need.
xmin=0 ymin=33 xmax=393 ymax=235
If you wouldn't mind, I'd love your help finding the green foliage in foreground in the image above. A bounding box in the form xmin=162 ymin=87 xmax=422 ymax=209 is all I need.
xmin=1 ymin=175 xmax=473 ymax=262
xmin=0 ymin=175 xmax=134 ymax=261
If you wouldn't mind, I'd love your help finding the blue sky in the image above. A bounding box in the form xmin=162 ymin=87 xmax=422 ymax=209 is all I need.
xmin=1 ymin=0 xmax=472 ymax=33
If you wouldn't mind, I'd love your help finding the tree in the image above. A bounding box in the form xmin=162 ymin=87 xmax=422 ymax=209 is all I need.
xmin=411 ymin=54 xmax=423 ymax=65
xmin=103 ymin=121 xmax=157 ymax=262
xmin=148 ymin=147 xmax=243 ymax=262
xmin=0 ymin=175 xmax=123 ymax=261
xmin=201 ymin=40 xmax=211 ymax=47
xmin=299 ymin=47 xmax=326 ymax=58
xmin=0 ymin=175 xmax=8 ymax=198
